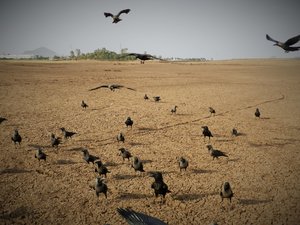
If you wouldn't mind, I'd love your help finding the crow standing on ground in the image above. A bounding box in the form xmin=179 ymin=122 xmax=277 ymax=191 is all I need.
xmin=51 ymin=133 xmax=61 ymax=148
xmin=206 ymin=145 xmax=228 ymax=160
xmin=119 ymin=148 xmax=132 ymax=161
xmin=232 ymin=128 xmax=238 ymax=136
xmin=125 ymin=117 xmax=133 ymax=128
xmin=35 ymin=148 xmax=47 ymax=161
xmin=153 ymin=96 xmax=161 ymax=102
xmin=209 ymin=107 xmax=216 ymax=116
xmin=132 ymin=156 xmax=145 ymax=172
xmin=82 ymin=149 xmax=99 ymax=164
xmin=220 ymin=182 xmax=234 ymax=203
xmin=144 ymin=94 xmax=149 ymax=100
xmin=94 ymin=177 xmax=108 ymax=198
xmin=179 ymin=157 xmax=189 ymax=171
xmin=94 ymin=160 xmax=110 ymax=178
xmin=104 ymin=9 xmax=130 ymax=23
xmin=117 ymin=132 xmax=125 ymax=143
xmin=171 ymin=106 xmax=178 ymax=114
xmin=149 ymin=171 xmax=171 ymax=201
xmin=81 ymin=100 xmax=88 ymax=109
xmin=60 ymin=127 xmax=77 ymax=139
xmin=12 ymin=129 xmax=22 ymax=145
xmin=117 ymin=208 xmax=168 ymax=225
xmin=255 ymin=108 xmax=261 ymax=118
xmin=201 ymin=126 xmax=213 ymax=140
xmin=0 ymin=117 xmax=7 ymax=124
xmin=266 ymin=34 xmax=300 ymax=52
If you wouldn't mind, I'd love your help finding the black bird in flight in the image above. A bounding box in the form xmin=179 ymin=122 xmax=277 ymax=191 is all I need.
xmin=117 ymin=208 xmax=168 ymax=225
xmin=104 ymin=9 xmax=130 ymax=23
xmin=266 ymin=34 xmax=300 ymax=52
xmin=123 ymin=53 xmax=162 ymax=64
xmin=88 ymin=84 xmax=136 ymax=92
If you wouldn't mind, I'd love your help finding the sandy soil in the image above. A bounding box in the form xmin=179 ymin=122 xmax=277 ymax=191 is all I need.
xmin=0 ymin=59 xmax=300 ymax=225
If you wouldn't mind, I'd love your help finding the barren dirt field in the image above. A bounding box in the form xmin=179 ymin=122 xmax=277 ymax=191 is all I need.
xmin=0 ymin=59 xmax=300 ymax=225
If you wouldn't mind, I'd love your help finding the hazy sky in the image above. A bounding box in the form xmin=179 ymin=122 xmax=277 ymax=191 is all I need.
xmin=0 ymin=0 xmax=299 ymax=59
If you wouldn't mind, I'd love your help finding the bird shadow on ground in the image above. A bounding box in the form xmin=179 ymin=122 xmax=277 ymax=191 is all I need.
xmin=227 ymin=158 xmax=240 ymax=162
xmin=0 ymin=206 xmax=31 ymax=220
xmin=142 ymin=159 xmax=153 ymax=164
xmin=238 ymin=198 xmax=272 ymax=205
xmin=173 ymin=191 xmax=217 ymax=202
xmin=260 ymin=117 xmax=271 ymax=120
xmin=65 ymin=147 xmax=85 ymax=152
xmin=191 ymin=168 xmax=216 ymax=174
xmin=55 ymin=159 xmax=79 ymax=165
xmin=113 ymin=174 xmax=137 ymax=180
xmin=116 ymin=192 xmax=150 ymax=200
xmin=0 ymin=168 xmax=32 ymax=175
xmin=215 ymin=138 xmax=234 ymax=143
xmin=104 ymin=161 xmax=120 ymax=167
xmin=128 ymin=142 xmax=145 ymax=146
xmin=234 ymin=132 xmax=247 ymax=137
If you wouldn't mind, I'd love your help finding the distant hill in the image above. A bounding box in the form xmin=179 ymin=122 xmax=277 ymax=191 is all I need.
xmin=23 ymin=47 xmax=57 ymax=57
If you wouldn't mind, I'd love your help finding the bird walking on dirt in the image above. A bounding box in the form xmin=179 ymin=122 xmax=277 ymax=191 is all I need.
xmin=209 ymin=107 xmax=216 ymax=116
xmin=119 ymin=148 xmax=132 ymax=161
xmin=60 ymin=127 xmax=77 ymax=139
xmin=0 ymin=117 xmax=7 ymax=124
xmin=89 ymin=84 xmax=136 ymax=92
xmin=117 ymin=207 xmax=168 ymax=225
xmin=94 ymin=177 xmax=108 ymax=198
xmin=178 ymin=157 xmax=189 ymax=171
xmin=232 ymin=128 xmax=238 ymax=136
xmin=11 ymin=129 xmax=22 ymax=145
xmin=82 ymin=149 xmax=99 ymax=164
xmin=81 ymin=100 xmax=88 ymax=109
xmin=125 ymin=117 xmax=133 ymax=128
xmin=266 ymin=34 xmax=300 ymax=52
xmin=220 ymin=181 xmax=234 ymax=203
xmin=35 ymin=148 xmax=47 ymax=161
xmin=153 ymin=96 xmax=161 ymax=102
xmin=51 ymin=133 xmax=61 ymax=148
xmin=149 ymin=171 xmax=171 ymax=202
xmin=132 ymin=156 xmax=145 ymax=173
xmin=255 ymin=108 xmax=261 ymax=118
xmin=171 ymin=106 xmax=178 ymax=114
xmin=94 ymin=160 xmax=110 ymax=178
xmin=206 ymin=145 xmax=228 ymax=160
xmin=144 ymin=94 xmax=149 ymax=100
xmin=201 ymin=126 xmax=213 ymax=140
xmin=117 ymin=132 xmax=125 ymax=143
xmin=104 ymin=9 xmax=130 ymax=23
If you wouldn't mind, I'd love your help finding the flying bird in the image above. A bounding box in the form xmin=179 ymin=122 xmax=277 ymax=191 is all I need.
xmin=201 ymin=126 xmax=213 ymax=140
xmin=81 ymin=100 xmax=88 ymax=109
xmin=104 ymin=9 xmax=130 ymax=23
xmin=0 ymin=117 xmax=7 ymax=124
xmin=117 ymin=208 xmax=168 ymax=225
xmin=266 ymin=34 xmax=300 ymax=52
xmin=125 ymin=117 xmax=133 ymax=128
xmin=123 ymin=53 xmax=161 ymax=64
xmin=220 ymin=182 xmax=234 ymax=203
xmin=255 ymin=108 xmax=261 ymax=118
xmin=119 ymin=148 xmax=132 ymax=161
xmin=35 ymin=148 xmax=47 ymax=161
xmin=178 ymin=157 xmax=189 ymax=171
xmin=60 ymin=127 xmax=77 ymax=139
xmin=206 ymin=145 xmax=228 ymax=160
xmin=89 ymin=84 xmax=136 ymax=92
xmin=11 ymin=129 xmax=22 ymax=145
xmin=82 ymin=149 xmax=99 ymax=164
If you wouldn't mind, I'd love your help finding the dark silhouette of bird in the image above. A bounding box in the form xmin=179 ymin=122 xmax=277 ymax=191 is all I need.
xmin=178 ymin=157 xmax=189 ymax=171
xmin=0 ymin=117 xmax=7 ymax=124
xmin=81 ymin=100 xmax=88 ymax=109
xmin=255 ymin=108 xmax=261 ymax=118
xmin=232 ymin=128 xmax=238 ymax=136
xmin=60 ymin=127 xmax=77 ymax=139
xmin=201 ymin=126 xmax=213 ymax=140
xmin=119 ymin=148 xmax=132 ymax=161
xmin=88 ymin=84 xmax=136 ymax=92
xmin=171 ymin=106 xmax=178 ymax=114
xmin=132 ymin=156 xmax=145 ymax=172
xmin=11 ymin=129 xmax=22 ymax=145
xmin=94 ymin=177 xmax=108 ymax=198
xmin=117 ymin=132 xmax=125 ymax=143
xmin=82 ymin=149 xmax=99 ymax=164
xmin=125 ymin=117 xmax=133 ymax=128
xmin=94 ymin=160 xmax=110 ymax=178
xmin=117 ymin=208 xmax=168 ymax=225
xmin=144 ymin=94 xmax=149 ymax=100
xmin=51 ymin=133 xmax=61 ymax=148
xmin=149 ymin=171 xmax=171 ymax=201
xmin=266 ymin=34 xmax=300 ymax=52
xmin=206 ymin=145 xmax=228 ymax=160
xmin=124 ymin=53 xmax=161 ymax=64
xmin=35 ymin=148 xmax=47 ymax=161
xmin=220 ymin=182 xmax=234 ymax=203
xmin=209 ymin=107 xmax=216 ymax=116
xmin=153 ymin=96 xmax=161 ymax=102
xmin=104 ymin=9 xmax=130 ymax=23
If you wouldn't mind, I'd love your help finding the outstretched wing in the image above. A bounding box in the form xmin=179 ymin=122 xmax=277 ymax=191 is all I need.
xmin=266 ymin=34 xmax=279 ymax=44
xmin=117 ymin=208 xmax=167 ymax=225
xmin=104 ymin=12 xmax=114 ymax=18
xmin=88 ymin=85 xmax=109 ymax=91
xmin=285 ymin=35 xmax=300 ymax=46
xmin=125 ymin=87 xmax=136 ymax=91
xmin=117 ymin=9 xmax=131 ymax=17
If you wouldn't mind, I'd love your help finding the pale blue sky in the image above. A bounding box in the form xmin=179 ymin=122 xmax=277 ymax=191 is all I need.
xmin=0 ymin=0 xmax=299 ymax=59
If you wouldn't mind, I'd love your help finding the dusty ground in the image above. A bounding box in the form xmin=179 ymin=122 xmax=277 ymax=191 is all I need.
xmin=0 ymin=59 xmax=300 ymax=225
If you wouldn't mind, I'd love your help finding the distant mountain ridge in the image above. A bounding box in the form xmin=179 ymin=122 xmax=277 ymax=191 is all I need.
xmin=23 ymin=47 xmax=57 ymax=57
